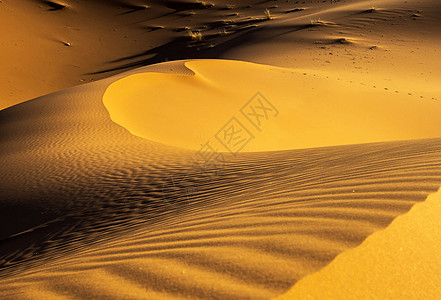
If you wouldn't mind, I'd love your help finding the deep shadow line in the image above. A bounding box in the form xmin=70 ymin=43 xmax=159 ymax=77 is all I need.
xmin=87 ymin=7 xmax=319 ymax=76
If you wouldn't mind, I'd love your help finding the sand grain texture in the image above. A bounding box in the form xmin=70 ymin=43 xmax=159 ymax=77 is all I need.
xmin=277 ymin=187 xmax=441 ymax=299
xmin=1 ymin=0 xmax=441 ymax=299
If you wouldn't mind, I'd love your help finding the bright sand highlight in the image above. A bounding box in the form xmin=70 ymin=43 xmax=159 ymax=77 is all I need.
xmin=103 ymin=60 xmax=441 ymax=152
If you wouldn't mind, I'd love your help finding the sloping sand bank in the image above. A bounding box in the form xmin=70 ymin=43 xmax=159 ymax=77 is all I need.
xmin=277 ymin=187 xmax=441 ymax=299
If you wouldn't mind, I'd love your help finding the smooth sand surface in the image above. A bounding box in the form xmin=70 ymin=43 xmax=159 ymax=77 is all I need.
xmin=104 ymin=59 xmax=441 ymax=151
xmin=1 ymin=0 xmax=441 ymax=299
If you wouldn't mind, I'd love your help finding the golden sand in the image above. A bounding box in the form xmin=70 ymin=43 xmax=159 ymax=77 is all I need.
xmin=1 ymin=0 xmax=441 ymax=299
xmin=104 ymin=60 xmax=441 ymax=151
xmin=277 ymin=188 xmax=441 ymax=299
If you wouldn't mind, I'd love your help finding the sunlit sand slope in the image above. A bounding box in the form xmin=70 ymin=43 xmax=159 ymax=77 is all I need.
xmin=277 ymin=187 xmax=441 ymax=300
xmin=1 ymin=60 xmax=441 ymax=299
xmin=2 ymin=0 xmax=440 ymax=110
xmin=104 ymin=60 xmax=441 ymax=151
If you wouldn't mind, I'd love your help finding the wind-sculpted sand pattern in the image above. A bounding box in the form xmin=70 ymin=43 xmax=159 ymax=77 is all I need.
xmin=1 ymin=60 xmax=441 ymax=299
xmin=1 ymin=0 xmax=441 ymax=297
xmin=277 ymin=187 xmax=441 ymax=299
xmin=1 ymin=138 xmax=441 ymax=299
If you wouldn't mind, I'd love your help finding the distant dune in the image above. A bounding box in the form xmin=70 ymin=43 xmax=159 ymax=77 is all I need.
xmin=1 ymin=0 xmax=441 ymax=299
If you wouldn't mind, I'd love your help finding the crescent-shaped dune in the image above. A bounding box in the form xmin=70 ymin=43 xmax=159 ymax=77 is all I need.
xmin=103 ymin=60 xmax=441 ymax=151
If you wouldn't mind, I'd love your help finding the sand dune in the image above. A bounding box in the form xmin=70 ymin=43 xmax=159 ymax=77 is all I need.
xmin=1 ymin=61 xmax=441 ymax=298
xmin=1 ymin=129 xmax=441 ymax=298
xmin=1 ymin=0 xmax=441 ymax=298
xmin=104 ymin=59 xmax=441 ymax=151
xmin=2 ymin=0 xmax=440 ymax=109
xmin=2 ymin=134 xmax=441 ymax=299
xmin=277 ymin=187 xmax=441 ymax=299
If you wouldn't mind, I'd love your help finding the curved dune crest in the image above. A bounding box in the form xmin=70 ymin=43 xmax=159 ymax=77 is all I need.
xmin=103 ymin=59 xmax=441 ymax=152
xmin=276 ymin=187 xmax=441 ymax=299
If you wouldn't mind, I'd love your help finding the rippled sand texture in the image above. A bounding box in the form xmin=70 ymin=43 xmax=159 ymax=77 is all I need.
xmin=1 ymin=0 xmax=441 ymax=298
xmin=277 ymin=188 xmax=441 ymax=299
xmin=1 ymin=60 xmax=441 ymax=299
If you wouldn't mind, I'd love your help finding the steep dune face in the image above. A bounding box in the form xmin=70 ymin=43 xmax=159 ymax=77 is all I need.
xmin=104 ymin=59 xmax=441 ymax=151
xmin=0 ymin=61 xmax=194 ymax=261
